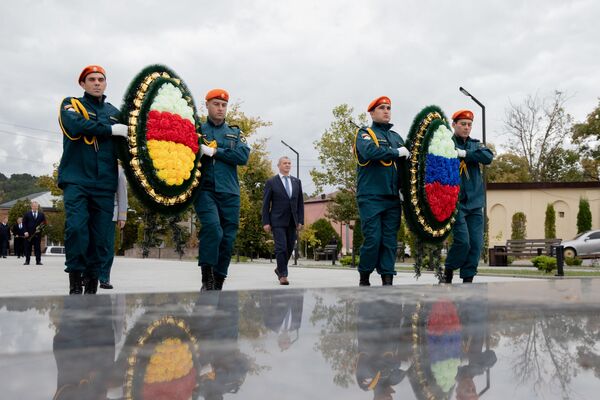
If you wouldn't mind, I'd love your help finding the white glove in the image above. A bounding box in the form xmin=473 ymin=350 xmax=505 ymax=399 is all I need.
xmin=397 ymin=147 xmax=410 ymax=158
xmin=456 ymin=148 xmax=467 ymax=158
xmin=111 ymin=124 xmax=129 ymax=138
xmin=201 ymin=144 xmax=216 ymax=157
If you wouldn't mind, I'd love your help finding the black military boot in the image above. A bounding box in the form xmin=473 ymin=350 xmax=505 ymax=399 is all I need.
xmin=213 ymin=273 xmax=226 ymax=291
xmin=69 ymin=272 xmax=83 ymax=295
xmin=381 ymin=275 xmax=393 ymax=286
xmin=462 ymin=276 xmax=473 ymax=283
xmin=84 ymin=278 xmax=98 ymax=294
xmin=443 ymin=268 xmax=454 ymax=284
xmin=201 ymin=265 xmax=215 ymax=291
xmin=359 ymin=272 xmax=371 ymax=287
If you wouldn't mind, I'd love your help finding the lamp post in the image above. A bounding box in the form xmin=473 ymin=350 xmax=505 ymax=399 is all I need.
xmin=459 ymin=87 xmax=488 ymax=260
xmin=281 ymin=140 xmax=300 ymax=265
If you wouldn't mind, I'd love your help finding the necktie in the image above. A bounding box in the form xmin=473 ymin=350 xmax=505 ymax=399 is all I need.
xmin=284 ymin=176 xmax=292 ymax=198
xmin=33 ymin=212 xmax=37 ymax=219
xmin=19 ymin=224 xmax=22 ymax=229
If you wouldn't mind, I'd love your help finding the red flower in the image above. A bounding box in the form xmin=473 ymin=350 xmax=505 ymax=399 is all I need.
xmin=427 ymin=300 xmax=461 ymax=334
xmin=425 ymin=182 xmax=459 ymax=222
xmin=146 ymin=111 xmax=198 ymax=153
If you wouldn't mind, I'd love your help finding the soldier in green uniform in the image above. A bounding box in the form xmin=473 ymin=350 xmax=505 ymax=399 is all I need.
xmin=195 ymin=89 xmax=250 ymax=291
xmin=58 ymin=65 xmax=128 ymax=295
xmin=354 ymin=96 xmax=409 ymax=286
xmin=444 ymin=110 xmax=494 ymax=283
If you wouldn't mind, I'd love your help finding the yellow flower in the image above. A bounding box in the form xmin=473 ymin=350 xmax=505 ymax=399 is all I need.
xmin=148 ymin=140 xmax=196 ymax=186
xmin=144 ymin=338 xmax=194 ymax=383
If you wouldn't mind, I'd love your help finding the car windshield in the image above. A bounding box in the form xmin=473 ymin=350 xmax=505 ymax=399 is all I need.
xmin=572 ymin=232 xmax=586 ymax=240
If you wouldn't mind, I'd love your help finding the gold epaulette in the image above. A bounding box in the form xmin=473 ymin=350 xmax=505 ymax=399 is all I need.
xmin=353 ymin=127 xmax=393 ymax=167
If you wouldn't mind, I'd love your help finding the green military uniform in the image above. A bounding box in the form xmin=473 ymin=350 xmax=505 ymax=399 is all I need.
xmin=195 ymin=118 xmax=250 ymax=285
xmin=355 ymin=122 xmax=404 ymax=279
xmin=58 ymin=92 xmax=120 ymax=285
xmin=444 ymin=136 xmax=493 ymax=279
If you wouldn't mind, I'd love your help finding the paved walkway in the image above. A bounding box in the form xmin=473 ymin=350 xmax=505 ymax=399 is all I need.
xmin=0 ymin=256 xmax=534 ymax=297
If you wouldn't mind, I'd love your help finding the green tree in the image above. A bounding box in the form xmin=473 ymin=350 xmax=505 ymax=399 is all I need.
xmin=572 ymin=99 xmax=600 ymax=181
xmin=545 ymin=204 xmax=556 ymax=239
xmin=487 ymin=152 xmax=531 ymax=182
xmin=7 ymin=200 xmax=31 ymax=226
xmin=312 ymin=218 xmax=341 ymax=252
xmin=310 ymin=104 xmax=368 ymax=193
xmin=0 ymin=173 xmax=44 ymax=203
xmin=539 ymin=148 xmax=584 ymax=182
xmin=577 ymin=198 xmax=592 ymax=234
xmin=511 ymin=212 xmax=527 ymax=240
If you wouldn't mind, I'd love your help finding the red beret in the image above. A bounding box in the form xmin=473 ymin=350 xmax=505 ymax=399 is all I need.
xmin=78 ymin=65 xmax=106 ymax=83
xmin=205 ymin=88 xmax=229 ymax=102
xmin=367 ymin=96 xmax=391 ymax=112
xmin=452 ymin=109 xmax=474 ymax=121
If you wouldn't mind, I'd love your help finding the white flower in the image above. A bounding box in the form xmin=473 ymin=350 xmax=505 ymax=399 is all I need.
xmin=150 ymin=83 xmax=195 ymax=123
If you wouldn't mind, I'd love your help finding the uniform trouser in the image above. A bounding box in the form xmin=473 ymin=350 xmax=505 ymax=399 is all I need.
xmin=14 ymin=237 xmax=24 ymax=257
xmin=273 ymin=219 xmax=297 ymax=278
xmin=99 ymin=222 xmax=117 ymax=283
xmin=25 ymin=236 xmax=42 ymax=263
xmin=63 ymin=184 xmax=115 ymax=278
xmin=357 ymin=195 xmax=401 ymax=276
xmin=445 ymin=206 xmax=484 ymax=279
xmin=195 ymin=190 xmax=240 ymax=278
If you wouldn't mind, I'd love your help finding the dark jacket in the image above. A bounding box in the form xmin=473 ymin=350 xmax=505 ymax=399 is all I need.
xmin=355 ymin=122 xmax=404 ymax=197
xmin=0 ymin=223 xmax=10 ymax=240
xmin=261 ymin=174 xmax=305 ymax=227
xmin=11 ymin=223 xmax=26 ymax=238
xmin=453 ymin=135 xmax=493 ymax=210
xmin=57 ymin=92 xmax=121 ymax=191
xmin=23 ymin=210 xmax=46 ymax=235
xmin=199 ymin=119 xmax=250 ymax=195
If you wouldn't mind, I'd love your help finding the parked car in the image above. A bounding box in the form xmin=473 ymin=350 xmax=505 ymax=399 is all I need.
xmin=44 ymin=245 xmax=66 ymax=256
xmin=561 ymin=230 xmax=600 ymax=258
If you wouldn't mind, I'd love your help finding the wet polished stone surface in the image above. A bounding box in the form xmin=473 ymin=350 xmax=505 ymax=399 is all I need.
xmin=1 ymin=279 xmax=600 ymax=399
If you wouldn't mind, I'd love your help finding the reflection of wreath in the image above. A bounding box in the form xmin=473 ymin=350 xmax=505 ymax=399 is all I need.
xmin=123 ymin=315 xmax=200 ymax=400
xmin=409 ymin=299 xmax=462 ymax=400
xmin=401 ymin=106 xmax=460 ymax=242
xmin=119 ymin=65 xmax=202 ymax=214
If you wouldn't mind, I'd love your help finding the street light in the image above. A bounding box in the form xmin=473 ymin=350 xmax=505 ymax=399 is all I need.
xmin=281 ymin=140 xmax=300 ymax=265
xmin=459 ymin=86 xmax=488 ymax=259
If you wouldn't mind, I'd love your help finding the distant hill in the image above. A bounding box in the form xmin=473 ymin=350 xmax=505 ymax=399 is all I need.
xmin=0 ymin=173 xmax=44 ymax=204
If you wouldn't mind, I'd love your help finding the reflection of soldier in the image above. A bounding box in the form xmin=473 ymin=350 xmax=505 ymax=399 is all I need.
xmin=456 ymin=293 xmax=497 ymax=400
xmin=355 ymin=299 xmax=411 ymax=399
xmin=194 ymin=291 xmax=250 ymax=400
xmin=52 ymin=296 xmax=115 ymax=399
xmin=260 ymin=290 xmax=304 ymax=351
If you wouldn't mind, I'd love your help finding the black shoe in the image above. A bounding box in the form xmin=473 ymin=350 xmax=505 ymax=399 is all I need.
xmin=214 ymin=273 xmax=226 ymax=291
xmin=359 ymin=272 xmax=371 ymax=287
xmin=462 ymin=276 xmax=473 ymax=283
xmin=84 ymin=278 xmax=98 ymax=294
xmin=23 ymin=262 xmax=30 ymax=265
xmin=201 ymin=265 xmax=215 ymax=291
xmin=443 ymin=268 xmax=454 ymax=284
xmin=69 ymin=272 xmax=83 ymax=295
xmin=381 ymin=275 xmax=393 ymax=286
xmin=99 ymin=281 xmax=114 ymax=289
xmin=36 ymin=262 xmax=43 ymax=265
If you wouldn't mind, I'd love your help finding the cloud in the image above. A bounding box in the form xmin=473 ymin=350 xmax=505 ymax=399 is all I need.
xmin=1 ymin=0 xmax=599 ymax=194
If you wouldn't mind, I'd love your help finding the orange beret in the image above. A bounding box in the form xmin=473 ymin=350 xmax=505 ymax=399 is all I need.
xmin=78 ymin=65 xmax=106 ymax=83
xmin=367 ymin=96 xmax=391 ymax=112
xmin=452 ymin=109 xmax=474 ymax=121
xmin=205 ymin=88 xmax=229 ymax=102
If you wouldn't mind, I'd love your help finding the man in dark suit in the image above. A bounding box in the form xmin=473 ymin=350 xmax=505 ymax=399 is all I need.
xmin=23 ymin=201 xmax=46 ymax=265
xmin=0 ymin=217 xmax=10 ymax=258
xmin=262 ymin=156 xmax=304 ymax=285
xmin=11 ymin=217 xmax=26 ymax=258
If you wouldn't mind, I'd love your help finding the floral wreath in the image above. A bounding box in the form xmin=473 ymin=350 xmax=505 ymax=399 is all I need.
xmin=401 ymin=105 xmax=460 ymax=278
xmin=119 ymin=65 xmax=202 ymax=214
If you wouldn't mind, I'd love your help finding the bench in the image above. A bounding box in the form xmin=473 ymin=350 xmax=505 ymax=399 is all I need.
xmin=494 ymin=239 xmax=562 ymax=259
xmin=315 ymin=244 xmax=338 ymax=265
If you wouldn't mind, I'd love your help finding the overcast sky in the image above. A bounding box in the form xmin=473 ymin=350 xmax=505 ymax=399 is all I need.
xmin=1 ymin=0 xmax=599 ymax=194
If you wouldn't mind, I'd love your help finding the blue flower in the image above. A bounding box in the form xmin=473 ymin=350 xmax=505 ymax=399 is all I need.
xmin=425 ymin=154 xmax=460 ymax=186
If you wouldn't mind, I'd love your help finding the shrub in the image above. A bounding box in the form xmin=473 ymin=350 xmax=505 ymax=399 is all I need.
xmin=506 ymin=256 xmax=515 ymax=265
xmin=544 ymin=204 xmax=556 ymax=239
xmin=340 ymin=255 xmax=358 ymax=266
xmin=577 ymin=198 xmax=592 ymax=234
xmin=531 ymin=255 xmax=557 ymax=273
xmin=511 ymin=212 xmax=527 ymax=240
xmin=565 ymin=257 xmax=583 ymax=266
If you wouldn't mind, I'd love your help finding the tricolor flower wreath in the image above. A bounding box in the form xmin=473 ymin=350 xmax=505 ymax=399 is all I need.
xmin=409 ymin=299 xmax=462 ymax=399
xmin=401 ymin=106 xmax=460 ymax=278
xmin=119 ymin=65 xmax=202 ymax=214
